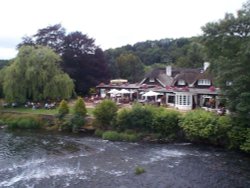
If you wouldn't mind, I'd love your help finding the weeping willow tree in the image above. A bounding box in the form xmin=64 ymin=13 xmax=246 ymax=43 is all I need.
xmin=1 ymin=45 xmax=74 ymax=102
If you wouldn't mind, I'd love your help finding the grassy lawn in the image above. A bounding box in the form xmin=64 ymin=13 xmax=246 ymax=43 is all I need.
xmin=1 ymin=107 xmax=94 ymax=116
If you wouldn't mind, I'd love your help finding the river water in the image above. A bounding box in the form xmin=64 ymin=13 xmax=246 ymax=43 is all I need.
xmin=0 ymin=129 xmax=249 ymax=188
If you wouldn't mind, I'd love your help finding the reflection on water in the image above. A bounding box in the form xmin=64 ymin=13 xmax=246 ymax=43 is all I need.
xmin=0 ymin=129 xmax=250 ymax=188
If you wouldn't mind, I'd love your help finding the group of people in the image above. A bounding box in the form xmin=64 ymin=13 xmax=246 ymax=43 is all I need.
xmin=24 ymin=102 xmax=56 ymax=110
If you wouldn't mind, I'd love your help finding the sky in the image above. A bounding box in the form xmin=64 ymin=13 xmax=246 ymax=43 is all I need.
xmin=0 ymin=0 xmax=247 ymax=59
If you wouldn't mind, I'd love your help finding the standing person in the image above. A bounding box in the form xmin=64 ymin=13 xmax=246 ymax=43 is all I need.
xmin=157 ymin=97 xmax=161 ymax=106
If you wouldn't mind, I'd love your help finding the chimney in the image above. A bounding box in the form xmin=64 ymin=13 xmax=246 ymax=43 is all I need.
xmin=203 ymin=62 xmax=210 ymax=71
xmin=166 ymin=65 xmax=172 ymax=77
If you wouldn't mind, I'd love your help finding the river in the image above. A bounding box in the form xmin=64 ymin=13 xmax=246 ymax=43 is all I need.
xmin=0 ymin=129 xmax=249 ymax=188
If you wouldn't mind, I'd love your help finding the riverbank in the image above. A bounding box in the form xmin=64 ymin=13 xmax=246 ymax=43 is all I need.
xmin=1 ymin=101 xmax=250 ymax=154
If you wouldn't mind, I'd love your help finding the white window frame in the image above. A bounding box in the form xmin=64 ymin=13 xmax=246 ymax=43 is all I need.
xmin=176 ymin=94 xmax=191 ymax=106
xmin=149 ymin=78 xmax=155 ymax=82
xmin=178 ymin=79 xmax=185 ymax=86
xmin=198 ymin=79 xmax=211 ymax=86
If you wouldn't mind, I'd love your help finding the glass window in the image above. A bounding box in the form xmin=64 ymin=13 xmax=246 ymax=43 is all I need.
xmin=198 ymin=79 xmax=211 ymax=86
xmin=149 ymin=78 xmax=155 ymax=82
xmin=176 ymin=94 xmax=192 ymax=106
xmin=178 ymin=79 xmax=185 ymax=85
xmin=168 ymin=96 xmax=175 ymax=103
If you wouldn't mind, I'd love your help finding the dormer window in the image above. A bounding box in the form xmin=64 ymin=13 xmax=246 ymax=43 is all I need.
xmin=149 ymin=78 xmax=155 ymax=82
xmin=198 ymin=79 xmax=211 ymax=86
xmin=178 ymin=79 xmax=185 ymax=86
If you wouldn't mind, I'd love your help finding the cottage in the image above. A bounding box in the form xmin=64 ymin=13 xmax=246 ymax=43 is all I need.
xmin=139 ymin=62 xmax=220 ymax=110
xmin=96 ymin=62 xmax=221 ymax=111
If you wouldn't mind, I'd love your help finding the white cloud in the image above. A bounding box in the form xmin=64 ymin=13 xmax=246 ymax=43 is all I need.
xmin=0 ymin=0 xmax=247 ymax=59
xmin=0 ymin=47 xmax=17 ymax=60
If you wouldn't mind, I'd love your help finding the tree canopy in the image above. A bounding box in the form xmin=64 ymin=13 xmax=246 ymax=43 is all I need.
xmin=202 ymin=0 xmax=250 ymax=124
xmin=0 ymin=45 xmax=74 ymax=102
xmin=17 ymin=24 xmax=110 ymax=95
xmin=116 ymin=53 xmax=144 ymax=82
xmin=104 ymin=37 xmax=206 ymax=81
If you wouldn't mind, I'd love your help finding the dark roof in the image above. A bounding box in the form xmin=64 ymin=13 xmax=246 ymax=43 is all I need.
xmin=145 ymin=68 xmax=165 ymax=78
xmin=144 ymin=66 xmax=210 ymax=87
xmin=172 ymin=71 xmax=200 ymax=85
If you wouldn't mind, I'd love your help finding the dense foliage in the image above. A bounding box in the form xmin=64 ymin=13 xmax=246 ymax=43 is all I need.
xmin=18 ymin=24 xmax=109 ymax=94
xmin=0 ymin=114 xmax=43 ymax=129
xmin=70 ymin=97 xmax=87 ymax=132
xmin=116 ymin=104 xmax=155 ymax=132
xmin=73 ymin=97 xmax=87 ymax=116
xmin=116 ymin=53 xmax=145 ymax=82
xmin=58 ymin=100 xmax=69 ymax=119
xmin=152 ymin=108 xmax=181 ymax=138
xmin=102 ymin=130 xmax=138 ymax=142
xmin=116 ymin=104 xmax=181 ymax=138
xmin=105 ymin=37 xmax=205 ymax=81
xmin=180 ymin=110 xmax=230 ymax=145
xmin=202 ymin=1 xmax=250 ymax=125
xmin=93 ymin=99 xmax=118 ymax=129
xmin=0 ymin=46 xmax=74 ymax=103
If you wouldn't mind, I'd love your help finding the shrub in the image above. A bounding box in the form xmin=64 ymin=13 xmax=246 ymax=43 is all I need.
xmin=116 ymin=104 xmax=155 ymax=131
xmin=6 ymin=115 xmax=42 ymax=129
xmin=93 ymin=99 xmax=118 ymax=129
xmin=227 ymin=126 xmax=247 ymax=149
xmin=94 ymin=129 xmax=104 ymax=137
xmin=58 ymin=100 xmax=69 ymax=119
xmin=240 ymin=129 xmax=250 ymax=153
xmin=152 ymin=108 xmax=181 ymax=138
xmin=102 ymin=131 xmax=121 ymax=141
xmin=180 ymin=110 xmax=218 ymax=143
xmin=135 ymin=166 xmax=145 ymax=175
xmin=102 ymin=130 xmax=139 ymax=142
xmin=70 ymin=115 xmax=85 ymax=132
xmin=73 ymin=97 xmax=87 ymax=116
xmin=120 ymin=132 xmax=139 ymax=142
xmin=216 ymin=115 xmax=233 ymax=146
xmin=0 ymin=119 xmax=4 ymax=125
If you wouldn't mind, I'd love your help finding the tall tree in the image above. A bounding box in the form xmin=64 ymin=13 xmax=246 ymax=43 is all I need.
xmin=62 ymin=32 xmax=109 ymax=94
xmin=1 ymin=46 xmax=74 ymax=102
xmin=17 ymin=25 xmax=110 ymax=95
xmin=116 ymin=53 xmax=144 ymax=82
xmin=202 ymin=1 xmax=250 ymax=123
xmin=34 ymin=24 xmax=66 ymax=54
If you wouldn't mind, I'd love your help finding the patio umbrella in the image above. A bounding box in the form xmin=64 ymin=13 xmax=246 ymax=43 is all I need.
xmin=118 ymin=89 xmax=130 ymax=94
xmin=142 ymin=90 xmax=163 ymax=101
xmin=142 ymin=90 xmax=163 ymax=97
xmin=108 ymin=89 xmax=119 ymax=94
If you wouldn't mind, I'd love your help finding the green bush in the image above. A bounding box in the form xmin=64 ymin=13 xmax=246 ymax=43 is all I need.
xmin=135 ymin=166 xmax=145 ymax=175
xmin=227 ymin=126 xmax=247 ymax=149
xmin=120 ymin=132 xmax=139 ymax=142
xmin=73 ymin=97 xmax=87 ymax=116
xmin=240 ymin=129 xmax=250 ymax=153
xmin=58 ymin=99 xmax=69 ymax=119
xmin=94 ymin=129 xmax=104 ymax=137
xmin=152 ymin=108 xmax=181 ymax=138
xmin=102 ymin=130 xmax=139 ymax=142
xmin=0 ymin=119 xmax=4 ymax=125
xmin=116 ymin=104 xmax=155 ymax=131
xmin=180 ymin=110 xmax=218 ymax=143
xmin=102 ymin=131 xmax=121 ymax=141
xmin=70 ymin=115 xmax=85 ymax=133
xmin=6 ymin=115 xmax=42 ymax=129
xmin=93 ymin=99 xmax=118 ymax=129
xmin=216 ymin=115 xmax=233 ymax=146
